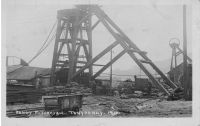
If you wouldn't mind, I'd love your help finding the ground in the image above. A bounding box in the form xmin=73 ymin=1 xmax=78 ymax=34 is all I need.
xmin=6 ymin=95 xmax=192 ymax=118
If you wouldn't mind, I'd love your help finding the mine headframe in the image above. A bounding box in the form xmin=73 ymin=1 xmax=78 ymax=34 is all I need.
xmin=169 ymin=38 xmax=192 ymax=84
xmin=51 ymin=5 xmax=178 ymax=96
xmin=169 ymin=38 xmax=192 ymax=71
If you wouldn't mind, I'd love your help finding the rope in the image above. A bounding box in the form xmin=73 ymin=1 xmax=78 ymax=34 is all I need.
xmin=7 ymin=20 xmax=57 ymax=74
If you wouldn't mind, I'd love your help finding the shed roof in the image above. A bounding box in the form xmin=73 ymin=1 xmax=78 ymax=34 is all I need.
xmin=7 ymin=65 xmax=51 ymax=80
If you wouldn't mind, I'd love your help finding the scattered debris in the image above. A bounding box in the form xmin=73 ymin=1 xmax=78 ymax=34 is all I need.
xmin=43 ymin=82 xmax=92 ymax=95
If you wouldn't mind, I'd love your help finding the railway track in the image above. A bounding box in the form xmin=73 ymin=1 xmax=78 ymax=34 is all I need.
xmin=6 ymin=107 xmax=44 ymax=118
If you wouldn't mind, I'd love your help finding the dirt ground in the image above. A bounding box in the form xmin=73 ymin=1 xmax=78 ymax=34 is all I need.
xmin=6 ymin=95 xmax=192 ymax=118
xmin=80 ymin=96 xmax=192 ymax=117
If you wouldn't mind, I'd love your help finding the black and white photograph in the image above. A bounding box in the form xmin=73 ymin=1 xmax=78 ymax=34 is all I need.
xmin=1 ymin=0 xmax=200 ymax=125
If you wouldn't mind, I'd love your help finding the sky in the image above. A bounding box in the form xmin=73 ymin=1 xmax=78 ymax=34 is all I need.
xmin=5 ymin=0 xmax=192 ymax=73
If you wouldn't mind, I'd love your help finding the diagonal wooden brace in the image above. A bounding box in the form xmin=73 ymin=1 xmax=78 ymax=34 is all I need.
xmin=72 ymin=41 xmax=119 ymax=79
xmin=92 ymin=50 xmax=126 ymax=79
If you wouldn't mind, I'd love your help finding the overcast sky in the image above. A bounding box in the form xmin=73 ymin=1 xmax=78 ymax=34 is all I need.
xmin=5 ymin=0 xmax=192 ymax=73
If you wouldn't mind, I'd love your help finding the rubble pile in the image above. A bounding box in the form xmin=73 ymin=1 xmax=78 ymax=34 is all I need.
xmin=43 ymin=82 xmax=92 ymax=95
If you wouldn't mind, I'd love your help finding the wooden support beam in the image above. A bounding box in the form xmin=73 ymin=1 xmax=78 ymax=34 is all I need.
xmin=95 ymin=7 xmax=178 ymax=90
xmin=94 ymin=7 xmax=139 ymax=50
xmin=51 ymin=18 xmax=62 ymax=85
xmin=92 ymin=20 xmax=100 ymax=30
xmin=93 ymin=64 xmax=104 ymax=66
xmin=58 ymin=60 xmax=104 ymax=66
xmin=119 ymin=41 xmax=171 ymax=95
xmin=129 ymin=48 xmax=147 ymax=54
xmin=170 ymin=49 xmax=174 ymax=70
xmin=56 ymin=64 xmax=82 ymax=68
xmin=56 ymin=64 xmax=68 ymax=67
xmin=66 ymin=43 xmax=72 ymax=61
xmin=92 ymin=50 xmax=126 ymax=79
xmin=140 ymin=59 xmax=151 ymax=64
xmin=149 ymin=62 xmax=178 ymax=89
xmin=177 ymin=47 xmax=192 ymax=62
xmin=82 ymin=44 xmax=90 ymax=61
xmin=183 ymin=4 xmax=189 ymax=100
xmin=67 ymin=15 xmax=79 ymax=84
xmin=73 ymin=44 xmax=81 ymax=72
xmin=175 ymin=48 xmax=177 ymax=68
xmin=64 ymin=22 xmax=72 ymax=62
xmin=51 ymin=6 xmax=177 ymax=95
xmin=176 ymin=51 xmax=182 ymax=56
xmin=87 ymin=14 xmax=93 ymax=79
xmin=59 ymin=39 xmax=89 ymax=44
xmin=73 ymin=27 xmax=85 ymax=72
xmin=78 ymin=14 xmax=91 ymax=25
xmin=72 ymin=41 xmax=119 ymax=78
xmin=94 ymin=10 xmax=171 ymax=95
xmin=55 ymin=43 xmax=64 ymax=62
xmin=68 ymin=26 xmax=88 ymax=30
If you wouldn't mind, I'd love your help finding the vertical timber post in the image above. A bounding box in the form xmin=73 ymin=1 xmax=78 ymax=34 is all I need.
xmin=51 ymin=18 xmax=61 ymax=86
xmin=67 ymin=15 xmax=79 ymax=84
xmin=183 ymin=4 xmax=189 ymax=100
xmin=110 ymin=50 xmax=113 ymax=87
xmin=6 ymin=56 xmax=8 ymax=66
xmin=87 ymin=10 xmax=93 ymax=81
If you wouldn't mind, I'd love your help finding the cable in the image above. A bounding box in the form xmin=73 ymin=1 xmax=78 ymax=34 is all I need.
xmin=27 ymin=32 xmax=56 ymax=64
xmin=8 ymin=32 xmax=56 ymax=74
xmin=7 ymin=21 xmax=57 ymax=74
xmin=28 ymin=25 xmax=56 ymax=63
xmin=31 ymin=21 xmax=57 ymax=58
